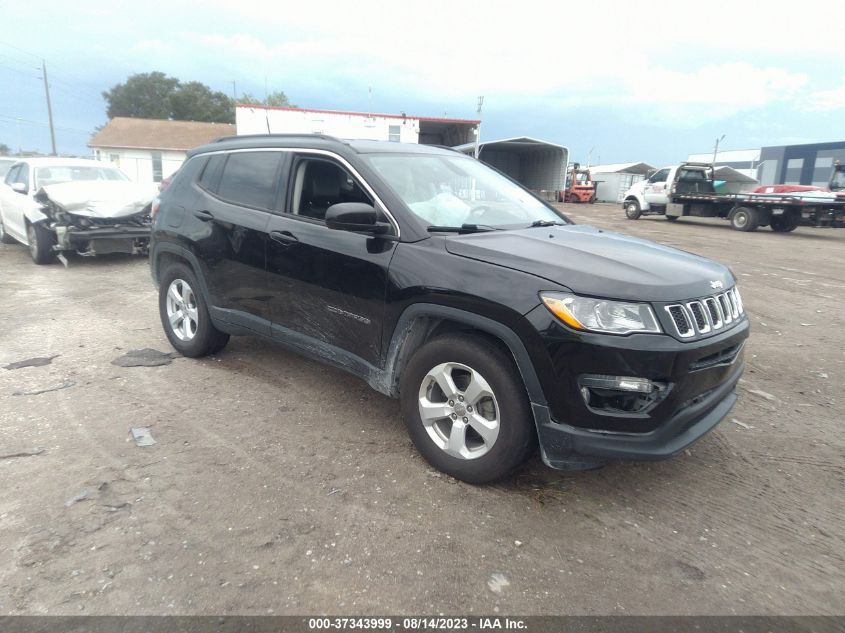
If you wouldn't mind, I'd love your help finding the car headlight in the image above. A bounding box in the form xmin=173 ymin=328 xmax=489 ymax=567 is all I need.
xmin=541 ymin=292 xmax=662 ymax=335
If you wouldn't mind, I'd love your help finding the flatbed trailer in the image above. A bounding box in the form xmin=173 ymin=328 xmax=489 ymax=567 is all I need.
xmin=622 ymin=162 xmax=845 ymax=232
xmin=670 ymin=190 xmax=845 ymax=232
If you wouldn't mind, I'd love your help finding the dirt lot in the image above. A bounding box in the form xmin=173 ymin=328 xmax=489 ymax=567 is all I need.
xmin=0 ymin=203 xmax=842 ymax=616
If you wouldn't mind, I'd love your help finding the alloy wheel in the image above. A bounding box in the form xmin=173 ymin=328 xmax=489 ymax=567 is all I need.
xmin=166 ymin=278 xmax=199 ymax=341
xmin=418 ymin=362 xmax=500 ymax=460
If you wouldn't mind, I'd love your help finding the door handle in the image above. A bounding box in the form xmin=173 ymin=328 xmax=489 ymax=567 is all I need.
xmin=194 ymin=210 xmax=214 ymax=222
xmin=269 ymin=230 xmax=299 ymax=245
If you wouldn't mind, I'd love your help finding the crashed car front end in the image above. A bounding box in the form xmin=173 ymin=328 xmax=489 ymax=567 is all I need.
xmin=33 ymin=181 xmax=155 ymax=258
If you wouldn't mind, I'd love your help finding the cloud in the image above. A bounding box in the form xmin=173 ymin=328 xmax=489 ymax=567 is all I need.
xmin=805 ymin=80 xmax=845 ymax=111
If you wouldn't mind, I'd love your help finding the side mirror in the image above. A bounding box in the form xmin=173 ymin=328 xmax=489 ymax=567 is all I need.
xmin=326 ymin=202 xmax=392 ymax=235
xmin=11 ymin=182 xmax=27 ymax=195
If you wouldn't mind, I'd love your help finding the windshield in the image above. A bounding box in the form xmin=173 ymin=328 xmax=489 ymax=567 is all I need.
xmin=831 ymin=169 xmax=845 ymax=191
xmin=34 ymin=164 xmax=129 ymax=189
xmin=365 ymin=153 xmax=566 ymax=228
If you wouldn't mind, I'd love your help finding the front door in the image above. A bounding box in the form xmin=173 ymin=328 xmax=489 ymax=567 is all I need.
xmin=266 ymin=155 xmax=396 ymax=367
xmin=643 ymin=167 xmax=670 ymax=206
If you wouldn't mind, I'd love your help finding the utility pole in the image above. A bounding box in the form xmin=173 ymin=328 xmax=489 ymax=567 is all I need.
xmin=712 ymin=134 xmax=725 ymax=166
xmin=42 ymin=60 xmax=57 ymax=155
xmin=474 ymin=96 xmax=484 ymax=159
xmin=231 ymin=80 xmax=237 ymax=101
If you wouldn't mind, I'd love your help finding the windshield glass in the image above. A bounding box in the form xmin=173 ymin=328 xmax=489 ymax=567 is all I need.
xmin=365 ymin=153 xmax=566 ymax=228
xmin=831 ymin=170 xmax=845 ymax=191
xmin=34 ymin=164 xmax=129 ymax=189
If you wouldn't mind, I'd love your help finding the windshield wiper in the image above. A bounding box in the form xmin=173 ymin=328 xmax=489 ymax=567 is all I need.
xmin=427 ymin=223 xmax=498 ymax=234
xmin=527 ymin=219 xmax=566 ymax=227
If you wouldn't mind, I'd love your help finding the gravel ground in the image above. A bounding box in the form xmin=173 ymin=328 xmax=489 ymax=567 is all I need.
xmin=0 ymin=203 xmax=842 ymax=615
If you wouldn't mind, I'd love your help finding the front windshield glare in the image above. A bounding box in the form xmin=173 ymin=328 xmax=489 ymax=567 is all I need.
xmin=365 ymin=154 xmax=565 ymax=228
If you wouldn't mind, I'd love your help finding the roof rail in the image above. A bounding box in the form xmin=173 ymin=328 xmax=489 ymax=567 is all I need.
xmin=210 ymin=133 xmax=345 ymax=144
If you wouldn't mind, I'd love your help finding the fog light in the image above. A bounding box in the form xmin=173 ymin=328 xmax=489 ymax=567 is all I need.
xmin=578 ymin=374 xmax=668 ymax=414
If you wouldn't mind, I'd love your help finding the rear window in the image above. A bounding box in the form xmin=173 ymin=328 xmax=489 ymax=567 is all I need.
xmin=215 ymin=152 xmax=282 ymax=210
xmin=198 ymin=154 xmax=226 ymax=192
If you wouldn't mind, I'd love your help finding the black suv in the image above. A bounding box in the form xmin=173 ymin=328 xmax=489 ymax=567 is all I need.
xmin=151 ymin=135 xmax=749 ymax=483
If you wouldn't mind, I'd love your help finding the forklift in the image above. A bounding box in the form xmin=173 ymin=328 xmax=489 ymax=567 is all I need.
xmin=558 ymin=163 xmax=596 ymax=203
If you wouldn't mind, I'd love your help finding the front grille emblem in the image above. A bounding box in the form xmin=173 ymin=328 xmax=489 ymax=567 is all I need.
xmin=710 ymin=280 xmax=724 ymax=289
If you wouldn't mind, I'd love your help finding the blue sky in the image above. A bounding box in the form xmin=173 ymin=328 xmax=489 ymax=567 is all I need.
xmin=1 ymin=0 xmax=842 ymax=165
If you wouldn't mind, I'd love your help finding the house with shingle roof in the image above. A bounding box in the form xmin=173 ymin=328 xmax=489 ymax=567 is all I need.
xmin=89 ymin=117 xmax=235 ymax=183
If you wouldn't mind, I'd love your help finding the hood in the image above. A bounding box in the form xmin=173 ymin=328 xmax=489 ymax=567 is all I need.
xmin=35 ymin=181 xmax=157 ymax=219
xmin=625 ymin=179 xmax=647 ymax=197
xmin=444 ymin=225 xmax=733 ymax=302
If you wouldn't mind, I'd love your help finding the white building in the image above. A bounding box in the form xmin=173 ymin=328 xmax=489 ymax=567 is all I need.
xmin=687 ymin=148 xmax=761 ymax=180
xmin=89 ymin=117 xmax=236 ymax=183
xmin=589 ymin=162 xmax=655 ymax=203
xmin=236 ymin=105 xmax=479 ymax=147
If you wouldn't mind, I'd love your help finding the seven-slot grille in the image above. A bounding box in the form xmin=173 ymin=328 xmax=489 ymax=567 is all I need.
xmin=664 ymin=288 xmax=743 ymax=338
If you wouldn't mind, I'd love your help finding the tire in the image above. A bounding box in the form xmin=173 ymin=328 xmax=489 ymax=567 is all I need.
xmin=665 ymin=215 xmax=679 ymax=222
xmin=770 ymin=215 xmax=798 ymax=232
xmin=399 ymin=333 xmax=535 ymax=484
xmin=568 ymin=194 xmax=580 ymax=204
xmin=158 ymin=263 xmax=229 ymax=357
xmin=624 ymin=199 xmax=641 ymax=220
xmin=729 ymin=206 xmax=759 ymax=232
xmin=26 ymin=222 xmax=55 ymax=264
xmin=557 ymin=192 xmax=564 ymax=203
xmin=0 ymin=213 xmax=15 ymax=244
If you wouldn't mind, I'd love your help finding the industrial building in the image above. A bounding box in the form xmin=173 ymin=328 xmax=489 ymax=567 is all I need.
xmin=455 ymin=137 xmax=569 ymax=197
xmin=589 ymin=162 xmax=654 ymax=203
xmin=689 ymin=141 xmax=845 ymax=186
xmin=235 ymin=104 xmax=479 ymax=148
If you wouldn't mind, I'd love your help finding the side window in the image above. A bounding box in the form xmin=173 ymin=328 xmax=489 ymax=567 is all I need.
xmin=197 ymin=154 xmax=226 ymax=193
xmin=649 ymin=168 xmax=669 ymax=184
xmin=215 ymin=152 xmax=283 ymax=210
xmin=151 ymin=151 xmax=163 ymax=183
xmin=5 ymin=164 xmax=20 ymax=186
xmin=289 ymin=158 xmax=372 ymax=221
xmin=388 ymin=125 xmax=401 ymax=142
xmin=17 ymin=164 xmax=30 ymax=193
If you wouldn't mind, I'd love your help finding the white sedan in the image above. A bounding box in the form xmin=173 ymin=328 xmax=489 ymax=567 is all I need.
xmin=0 ymin=157 xmax=156 ymax=264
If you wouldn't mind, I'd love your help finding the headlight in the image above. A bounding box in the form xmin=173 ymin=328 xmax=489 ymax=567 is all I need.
xmin=541 ymin=292 xmax=661 ymax=335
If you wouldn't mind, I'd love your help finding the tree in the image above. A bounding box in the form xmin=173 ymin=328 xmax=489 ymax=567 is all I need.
xmin=238 ymin=91 xmax=294 ymax=108
xmin=103 ymin=72 xmax=179 ymax=120
xmin=170 ymin=81 xmax=234 ymax=123
xmin=102 ymin=72 xmax=235 ymax=123
xmin=0 ymin=142 xmax=10 ymax=155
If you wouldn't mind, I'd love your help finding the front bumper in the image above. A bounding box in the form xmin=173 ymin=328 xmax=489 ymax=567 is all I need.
xmin=523 ymin=305 xmax=749 ymax=469
xmin=534 ymin=359 xmax=742 ymax=469
xmin=55 ymin=225 xmax=151 ymax=255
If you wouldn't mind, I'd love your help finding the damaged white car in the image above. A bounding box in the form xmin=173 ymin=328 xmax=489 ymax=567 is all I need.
xmin=0 ymin=157 xmax=156 ymax=265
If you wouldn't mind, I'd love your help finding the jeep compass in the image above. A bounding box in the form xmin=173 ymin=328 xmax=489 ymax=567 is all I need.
xmin=150 ymin=135 xmax=749 ymax=483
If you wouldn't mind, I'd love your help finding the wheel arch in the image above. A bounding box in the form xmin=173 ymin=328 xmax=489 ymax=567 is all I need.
xmin=623 ymin=192 xmax=647 ymax=209
xmin=380 ymin=303 xmax=546 ymax=407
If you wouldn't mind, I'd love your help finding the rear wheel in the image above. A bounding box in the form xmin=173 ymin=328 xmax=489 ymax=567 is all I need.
xmin=624 ymin=199 xmax=641 ymax=220
xmin=158 ymin=263 xmax=229 ymax=357
xmin=26 ymin=222 xmax=55 ymax=264
xmin=0 ymin=214 xmax=16 ymax=244
xmin=729 ymin=206 xmax=759 ymax=232
xmin=400 ymin=334 xmax=535 ymax=484
xmin=770 ymin=215 xmax=798 ymax=232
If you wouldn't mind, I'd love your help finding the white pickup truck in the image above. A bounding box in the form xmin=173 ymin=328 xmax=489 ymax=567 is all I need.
xmin=622 ymin=162 xmax=845 ymax=232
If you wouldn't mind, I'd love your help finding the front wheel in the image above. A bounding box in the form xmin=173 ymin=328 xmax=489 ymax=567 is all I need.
xmin=26 ymin=222 xmax=55 ymax=264
xmin=158 ymin=263 xmax=229 ymax=357
xmin=568 ymin=194 xmax=580 ymax=204
xmin=729 ymin=206 xmax=759 ymax=232
xmin=624 ymin=199 xmax=641 ymax=220
xmin=400 ymin=334 xmax=535 ymax=484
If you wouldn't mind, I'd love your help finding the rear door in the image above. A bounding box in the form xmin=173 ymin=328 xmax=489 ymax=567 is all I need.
xmin=192 ymin=150 xmax=288 ymax=334
xmin=265 ymin=153 xmax=396 ymax=366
